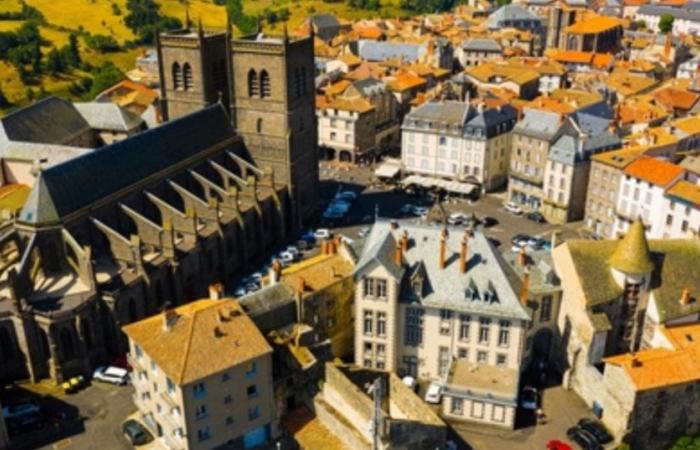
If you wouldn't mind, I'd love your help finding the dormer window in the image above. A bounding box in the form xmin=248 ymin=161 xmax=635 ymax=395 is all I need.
xmin=412 ymin=278 xmax=423 ymax=298
xmin=466 ymin=279 xmax=480 ymax=301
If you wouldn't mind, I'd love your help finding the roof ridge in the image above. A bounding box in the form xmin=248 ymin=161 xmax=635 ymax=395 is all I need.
xmin=178 ymin=305 xmax=202 ymax=384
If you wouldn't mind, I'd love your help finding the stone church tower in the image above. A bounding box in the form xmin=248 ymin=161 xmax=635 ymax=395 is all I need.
xmin=157 ymin=23 xmax=319 ymax=228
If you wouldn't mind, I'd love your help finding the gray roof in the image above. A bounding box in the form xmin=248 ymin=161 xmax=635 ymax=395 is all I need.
xmin=357 ymin=40 xmax=426 ymax=62
xmin=74 ymin=102 xmax=145 ymax=133
xmin=550 ymin=128 xmax=621 ymax=165
xmin=637 ymin=4 xmax=700 ymax=21
xmin=0 ymin=97 xmax=90 ymax=146
xmin=487 ymin=5 xmax=543 ymax=29
xmin=355 ymin=220 xmax=530 ymax=321
xmin=350 ymin=77 xmax=387 ymax=97
xmin=403 ymin=101 xmax=517 ymax=139
xmin=239 ymin=283 xmax=296 ymax=333
xmin=404 ymin=101 xmax=471 ymax=129
xmin=503 ymin=249 xmax=560 ymax=294
xmin=310 ymin=13 xmax=341 ymax=30
xmin=514 ymin=108 xmax=563 ymax=140
xmin=0 ymin=141 xmax=91 ymax=167
xmin=461 ymin=38 xmax=501 ymax=52
xmin=18 ymin=104 xmax=235 ymax=225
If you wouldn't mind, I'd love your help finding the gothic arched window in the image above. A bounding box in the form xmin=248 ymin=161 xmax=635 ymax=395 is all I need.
xmin=183 ymin=63 xmax=193 ymax=91
xmin=172 ymin=62 xmax=182 ymax=90
xmin=248 ymin=69 xmax=259 ymax=97
xmin=260 ymin=70 xmax=271 ymax=98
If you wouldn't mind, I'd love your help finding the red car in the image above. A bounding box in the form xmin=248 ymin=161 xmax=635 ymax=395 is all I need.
xmin=547 ymin=440 xmax=573 ymax=450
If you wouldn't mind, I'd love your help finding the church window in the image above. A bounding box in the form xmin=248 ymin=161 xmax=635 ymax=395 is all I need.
xmin=183 ymin=63 xmax=193 ymax=91
xmin=248 ymin=69 xmax=259 ymax=97
xmin=260 ymin=70 xmax=271 ymax=98
xmin=172 ymin=62 xmax=182 ymax=90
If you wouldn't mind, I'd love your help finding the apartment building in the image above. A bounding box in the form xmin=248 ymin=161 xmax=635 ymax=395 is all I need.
xmin=508 ymin=108 xmax=564 ymax=210
xmin=613 ymin=156 xmax=685 ymax=237
xmin=317 ymin=96 xmax=376 ymax=163
xmin=123 ymin=299 xmax=275 ymax=450
xmin=401 ymin=101 xmax=517 ymax=191
xmin=353 ymin=220 xmax=531 ymax=428
xmin=542 ymin=118 xmax=621 ymax=224
xmin=585 ymin=148 xmax=645 ymax=238
xmin=456 ymin=39 xmax=502 ymax=68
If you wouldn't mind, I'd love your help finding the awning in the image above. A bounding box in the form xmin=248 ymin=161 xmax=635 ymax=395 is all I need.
xmin=374 ymin=159 xmax=401 ymax=178
xmin=401 ymin=175 xmax=477 ymax=195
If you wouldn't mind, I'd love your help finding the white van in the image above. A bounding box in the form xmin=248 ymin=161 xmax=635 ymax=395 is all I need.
xmin=93 ymin=366 xmax=129 ymax=385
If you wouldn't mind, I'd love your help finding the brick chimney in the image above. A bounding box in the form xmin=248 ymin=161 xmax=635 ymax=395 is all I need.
xmin=517 ymin=247 xmax=528 ymax=267
xmin=439 ymin=228 xmax=448 ymax=269
xmin=297 ymin=277 xmax=306 ymax=298
xmin=209 ymin=282 xmax=223 ymax=300
xmin=664 ymin=32 xmax=672 ymax=59
xmin=395 ymin=241 xmax=403 ymax=266
xmin=459 ymin=230 xmax=469 ymax=274
xmin=162 ymin=305 xmax=178 ymax=332
xmin=680 ymin=287 xmax=691 ymax=306
xmin=401 ymin=230 xmax=409 ymax=251
xmin=520 ymin=265 xmax=530 ymax=306
xmin=270 ymin=259 xmax=282 ymax=284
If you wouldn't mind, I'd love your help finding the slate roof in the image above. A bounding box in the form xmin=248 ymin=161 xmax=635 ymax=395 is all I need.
xmin=487 ymin=5 xmax=543 ymax=29
xmin=461 ymin=38 xmax=501 ymax=52
xmin=549 ymin=129 xmax=621 ymax=165
xmin=74 ymin=102 xmax=145 ymax=132
xmin=514 ymin=108 xmax=562 ymax=140
xmin=637 ymin=4 xmax=700 ymax=20
xmin=18 ymin=104 xmax=235 ymax=225
xmin=355 ymin=220 xmax=530 ymax=321
xmin=357 ymin=40 xmax=426 ymax=62
xmin=0 ymin=97 xmax=90 ymax=146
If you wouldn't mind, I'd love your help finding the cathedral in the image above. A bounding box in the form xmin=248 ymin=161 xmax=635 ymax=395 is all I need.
xmin=0 ymin=22 xmax=319 ymax=383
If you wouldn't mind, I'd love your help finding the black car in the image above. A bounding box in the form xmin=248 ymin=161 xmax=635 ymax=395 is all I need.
xmin=122 ymin=419 xmax=152 ymax=446
xmin=481 ymin=216 xmax=498 ymax=228
xmin=526 ymin=211 xmax=547 ymax=223
xmin=578 ymin=418 xmax=613 ymax=444
xmin=567 ymin=426 xmax=602 ymax=450
xmin=511 ymin=234 xmax=530 ymax=246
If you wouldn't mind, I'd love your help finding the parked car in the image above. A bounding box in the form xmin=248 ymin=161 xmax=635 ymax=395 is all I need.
xmin=358 ymin=226 xmax=371 ymax=238
xmin=62 ymin=375 xmax=87 ymax=394
xmin=337 ymin=191 xmax=357 ymax=201
xmin=296 ymin=240 xmax=310 ymax=251
xmin=547 ymin=440 xmax=573 ymax=450
xmin=425 ymin=382 xmax=443 ymax=404
xmin=93 ymin=366 xmax=130 ymax=385
xmin=314 ymin=228 xmax=331 ymax=240
xmin=578 ymin=418 xmax=613 ymax=444
xmin=520 ymin=386 xmax=538 ymax=410
xmin=566 ymin=426 xmax=602 ymax=450
xmin=526 ymin=211 xmax=547 ymax=223
xmin=286 ymin=246 xmax=300 ymax=258
xmin=480 ymin=216 xmax=498 ymax=228
xmin=279 ymin=251 xmax=296 ymax=264
xmin=510 ymin=234 xmax=531 ymax=248
xmin=2 ymin=403 xmax=40 ymax=420
xmin=412 ymin=206 xmax=429 ymax=217
xmin=301 ymin=231 xmax=316 ymax=245
xmin=6 ymin=413 xmax=43 ymax=436
xmin=402 ymin=376 xmax=418 ymax=392
xmin=122 ymin=419 xmax=152 ymax=446
xmin=399 ymin=204 xmax=415 ymax=216
xmin=504 ymin=201 xmax=523 ymax=215
xmin=448 ymin=212 xmax=468 ymax=225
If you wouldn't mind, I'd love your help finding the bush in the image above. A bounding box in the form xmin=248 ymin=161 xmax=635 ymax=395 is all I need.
xmin=85 ymin=34 xmax=120 ymax=52
xmin=85 ymin=62 xmax=125 ymax=99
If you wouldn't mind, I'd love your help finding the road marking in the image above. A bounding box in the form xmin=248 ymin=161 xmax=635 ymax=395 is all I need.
xmin=53 ymin=439 xmax=72 ymax=449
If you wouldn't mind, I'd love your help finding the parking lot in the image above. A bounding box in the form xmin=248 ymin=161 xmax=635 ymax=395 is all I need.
xmin=0 ymin=380 xmax=136 ymax=450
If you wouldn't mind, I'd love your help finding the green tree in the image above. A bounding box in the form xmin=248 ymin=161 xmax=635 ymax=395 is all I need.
xmin=124 ymin=0 xmax=181 ymax=44
xmin=46 ymin=47 xmax=65 ymax=74
xmin=25 ymin=87 xmax=34 ymax=102
xmin=0 ymin=84 xmax=9 ymax=108
xmin=64 ymin=33 xmax=81 ymax=67
xmin=85 ymin=62 xmax=125 ymax=99
xmin=659 ymin=13 xmax=674 ymax=33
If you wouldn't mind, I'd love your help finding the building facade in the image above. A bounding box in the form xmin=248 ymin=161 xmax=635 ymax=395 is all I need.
xmin=124 ymin=299 xmax=276 ymax=450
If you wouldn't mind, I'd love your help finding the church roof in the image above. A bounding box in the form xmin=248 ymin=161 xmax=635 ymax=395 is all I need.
xmin=608 ymin=220 xmax=654 ymax=275
xmin=0 ymin=96 xmax=90 ymax=145
xmin=18 ymin=104 xmax=235 ymax=226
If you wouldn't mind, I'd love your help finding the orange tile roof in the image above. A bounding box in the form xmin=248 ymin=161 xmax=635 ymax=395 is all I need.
xmin=652 ymin=87 xmax=700 ymax=111
xmin=623 ymin=156 xmax=684 ymax=186
xmin=592 ymin=147 xmax=645 ymax=169
xmin=666 ymin=180 xmax=700 ymax=207
xmin=546 ymin=50 xmax=614 ymax=69
xmin=280 ymin=253 xmax=354 ymax=298
xmin=122 ymin=299 xmax=272 ymax=385
xmin=605 ymin=346 xmax=700 ymax=391
xmin=387 ymin=71 xmax=427 ymax=92
xmin=623 ymin=0 xmax=648 ymax=5
xmin=324 ymin=96 xmax=375 ymax=114
xmin=565 ymin=15 xmax=622 ymax=34
xmin=325 ymin=80 xmax=351 ymax=97
xmin=662 ymin=323 xmax=700 ymax=350
xmin=673 ymin=116 xmax=700 ymax=135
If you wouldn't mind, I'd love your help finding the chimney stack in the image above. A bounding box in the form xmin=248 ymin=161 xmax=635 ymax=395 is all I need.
xmin=680 ymin=287 xmax=691 ymax=306
xmin=401 ymin=230 xmax=409 ymax=251
xmin=520 ymin=265 xmax=530 ymax=306
xmin=297 ymin=277 xmax=306 ymax=297
xmin=439 ymin=228 xmax=448 ymax=269
xmin=209 ymin=282 xmax=223 ymax=300
xmin=162 ymin=305 xmax=177 ymax=332
xmin=517 ymin=247 xmax=528 ymax=267
xmin=395 ymin=240 xmax=403 ymax=266
xmin=269 ymin=259 xmax=282 ymax=285
xmin=459 ymin=230 xmax=469 ymax=274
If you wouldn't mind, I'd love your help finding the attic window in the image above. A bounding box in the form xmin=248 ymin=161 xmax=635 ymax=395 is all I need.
xmin=412 ymin=277 xmax=423 ymax=298
xmin=466 ymin=279 xmax=480 ymax=301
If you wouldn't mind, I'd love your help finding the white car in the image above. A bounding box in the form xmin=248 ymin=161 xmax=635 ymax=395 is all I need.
xmin=424 ymin=382 xmax=443 ymax=404
xmin=504 ymin=201 xmax=523 ymax=215
xmin=447 ymin=212 xmax=468 ymax=225
xmin=93 ymin=366 xmax=129 ymax=385
xmin=279 ymin=251 xmax=295 ymax=264
xmin=358 ymin=226 xmax=371 ymax=238
xmin=314 ymin=228 xmax=331 ymax=240
xmin=402 ymin=376 xmax=417 ymax=392
xmin=412 ymin=206 xmax=429 ymax=216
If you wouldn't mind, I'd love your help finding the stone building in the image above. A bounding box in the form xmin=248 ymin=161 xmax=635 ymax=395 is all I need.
xmin=157 ymin=23 xmax=319 ymax=229
xmin=353 ymin=220 xmax=532 ymax=427
xmin=123 ymin=298 xmax=276 ymax=449
xmin=552 ymin=220 xmax=700 ymax=425
xmin=0 ymin=104 xmax=299 ymax=384
xmin=315 ymin=363 xmax=446 ymax=450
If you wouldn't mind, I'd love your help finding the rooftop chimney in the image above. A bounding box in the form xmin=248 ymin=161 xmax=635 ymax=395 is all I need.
xmin=209 ymin=282 xmax=223 ymax=300
xmin=680 ymin=287 xmax=692 ymax=306
xmin=269 ymin=259 xmax=283 ymax=285
xmin=517 ymin=247 xmax=528 ymax=267
xmin=162 ymin=306 xmax=178 ymax=332
xmin=439 ymin=228 xmax=448 ymax=270
xmin=395 ymin=240 xmax=403 ymax=266
xmin=459 ymin=230 xmax=469 ymax=274
xmin=520 ymin=265 xmax=530 ymax=306
xmin=401 ymin=230 xmax=409 ymax=251
xmin=297 ymin=277 xmax=306 ymax=297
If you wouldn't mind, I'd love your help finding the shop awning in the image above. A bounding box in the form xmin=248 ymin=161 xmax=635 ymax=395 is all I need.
xmin=401 ymin=175 xmax=477 ymax=195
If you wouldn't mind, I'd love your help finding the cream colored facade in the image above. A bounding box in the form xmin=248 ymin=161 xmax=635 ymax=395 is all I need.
xmin=125 ymin=300 xmax=276 ymax=450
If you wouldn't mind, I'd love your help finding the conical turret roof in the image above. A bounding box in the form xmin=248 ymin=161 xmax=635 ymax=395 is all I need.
xmin=608 ymin=219 xmax=654 ymax=275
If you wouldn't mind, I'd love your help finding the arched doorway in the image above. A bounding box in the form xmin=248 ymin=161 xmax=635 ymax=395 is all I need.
xmin=339 ymin=150 xmax=353 ymax=163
